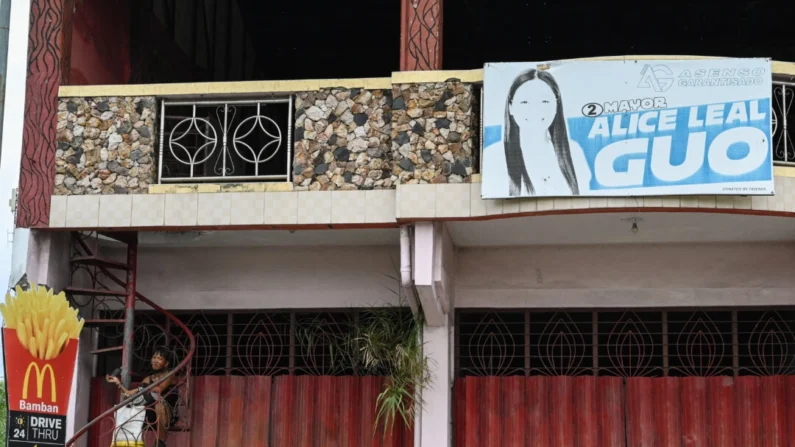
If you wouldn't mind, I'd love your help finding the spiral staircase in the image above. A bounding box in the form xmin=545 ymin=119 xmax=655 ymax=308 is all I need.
xmin=64 ymin=231 xmax=195 ymax=447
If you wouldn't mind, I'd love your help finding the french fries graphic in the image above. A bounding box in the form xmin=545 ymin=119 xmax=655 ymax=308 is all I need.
xmin=0 ymin=284 xmax=84 ymax=360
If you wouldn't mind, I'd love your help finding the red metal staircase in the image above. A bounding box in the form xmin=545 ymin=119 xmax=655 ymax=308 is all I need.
xmin=65 ymin=232 xmax=195 ymax=447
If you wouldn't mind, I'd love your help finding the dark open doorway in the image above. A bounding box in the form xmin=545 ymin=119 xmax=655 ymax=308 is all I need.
xmin=68 ymin=0 xmax=402 ymax=85
xmin=443 ymin=0 xmax=795 ymax=69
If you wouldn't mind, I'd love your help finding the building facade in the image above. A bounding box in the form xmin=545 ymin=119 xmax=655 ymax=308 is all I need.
xmin=5 ymin=0 xmax=795 ymax=446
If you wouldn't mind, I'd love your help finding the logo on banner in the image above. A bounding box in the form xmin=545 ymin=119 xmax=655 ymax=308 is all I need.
xmin=638 ymin=64 xmax=674 ymax=92
xmin=481 ymin=58 xmax=773 ymax=199
xmin=2 ymin=284 xmax=83 ymax=447
xmin=23 ymin=363 xmax=57 ymax=402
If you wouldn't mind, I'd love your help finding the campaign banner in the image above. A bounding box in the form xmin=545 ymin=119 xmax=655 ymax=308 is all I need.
xmin=481 ymin=58 xmax=774 ymax=199
xmin=2 ymin=285 xmax=83 ymax=447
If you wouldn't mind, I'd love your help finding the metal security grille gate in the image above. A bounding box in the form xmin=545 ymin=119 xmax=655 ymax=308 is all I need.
xmin=87 ymin=309 xmax=414 ymax=447
xmin=454 ymin=309 xmax=795 ymax=447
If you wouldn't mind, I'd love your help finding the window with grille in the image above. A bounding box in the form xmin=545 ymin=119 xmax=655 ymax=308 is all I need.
xmin=455 ymin=309 xmax=795 ymax=378
xmin=96 ymin=309 xmax=404 ymax=378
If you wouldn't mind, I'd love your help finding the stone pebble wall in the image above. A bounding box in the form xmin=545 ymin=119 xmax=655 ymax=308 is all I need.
xmin=292 ymin=81 xmax=478 ymax=190
xmin=390 ymin=81 xmax=477 ymax=184
xmin=293 ymin=89 xmax=396 ymax=191
xmin=55 ymin=97 xmax=157 ymax=195
xmin=52 ymin=85 xmax=478 ymax=195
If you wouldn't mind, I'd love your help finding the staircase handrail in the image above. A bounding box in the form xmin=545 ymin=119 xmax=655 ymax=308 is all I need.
xmin=65 ymin=259 xmax=196 ymax=446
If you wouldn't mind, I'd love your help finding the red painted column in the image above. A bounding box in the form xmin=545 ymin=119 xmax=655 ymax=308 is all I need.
xmin=400 ymin=0 xmax=443 ymax=71
xmin=17 ymin=0 xmax=71 ymax=228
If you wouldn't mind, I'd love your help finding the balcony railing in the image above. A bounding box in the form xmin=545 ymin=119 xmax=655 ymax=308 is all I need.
xmin=84 ymin=71 xmax=795 ymax=189
xmin=773 ymin=80 xmax=794 ymax=165
xmin=158 ymin=99 xmax=293 ymax=183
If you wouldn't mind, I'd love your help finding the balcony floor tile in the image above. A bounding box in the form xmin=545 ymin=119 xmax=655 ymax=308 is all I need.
xmin=229 ymin=192 xmax=266 ymax=225
xmin=99 ymin=195 xmax=133 ymax=227
xmin=264 ymin=192 xmax=298 ymax=225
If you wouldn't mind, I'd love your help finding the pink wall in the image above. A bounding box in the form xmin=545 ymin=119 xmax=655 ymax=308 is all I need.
xmin=456 ymin=242 xmax=795 ymax=308
xmin=69 ymin=0 xmax=131 ymax=85
xmin=99 ymin=241 xmax=795 ymax=311
xmin=116 ymin=246 xmax=403 ymax=310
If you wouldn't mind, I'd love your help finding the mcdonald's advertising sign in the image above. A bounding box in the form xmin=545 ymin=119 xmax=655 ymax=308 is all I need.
xmin=2 ymin=286 xmax=81 ymax=447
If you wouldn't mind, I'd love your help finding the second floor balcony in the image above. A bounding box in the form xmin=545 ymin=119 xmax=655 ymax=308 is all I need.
xmin=45 ymin=58 xmax=795 ymax=231
xmin=55 ymin=73 xmax=480 ymax=196
xmin=13 ymin=0 xmax=795 ymax=232
xmin=55 ymin=58 xmax=794 ymax=199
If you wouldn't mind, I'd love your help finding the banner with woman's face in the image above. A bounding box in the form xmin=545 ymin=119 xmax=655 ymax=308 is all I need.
xmin=481 ymin=58 xmax=774 ymax=199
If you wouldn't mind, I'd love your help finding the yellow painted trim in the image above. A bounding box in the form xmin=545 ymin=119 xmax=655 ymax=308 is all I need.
xmin=219 ymin=183 xmax=263 ymax=193
xmin=197 ymin=184 xmax=221 ymax=193
xmin=59 ymin=56 xmax=795 ymax=98
xmin=317 ymin=77 xmax=392 ymax=90
xmin=148 ymin=184 xmax=198 ymax=194
xmin=148 ymin=182 xmax=293 ymax=194
xmin=59 ymin=78 xmax=393 ymax=98
xmin=392 ymin=69 xmax=485 ymax=85
xmin=774 ymin=165 xmax=795 ymax=178
xmin=772 ymin=61 xmax=795 ymax=76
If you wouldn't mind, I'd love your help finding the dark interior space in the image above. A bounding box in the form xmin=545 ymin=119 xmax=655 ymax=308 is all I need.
xmin=69 ymin=0 xmax=401 ymax=85
xmin=444 ymin=0 xmax=795 ymax=68
xmin=68 ymin=0 xmax=795 ymax=85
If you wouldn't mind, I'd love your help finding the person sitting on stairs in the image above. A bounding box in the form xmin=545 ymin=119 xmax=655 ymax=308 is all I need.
xmin=107 ymin=346 xmax=179 ymax=447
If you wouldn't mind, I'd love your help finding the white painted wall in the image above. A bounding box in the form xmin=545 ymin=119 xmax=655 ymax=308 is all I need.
xmin=25 ymin=231 xmax=71 ymax=290
xmin=0 ymin=0 xmax=31 ymax=293
xmin=122 ymin=245 xmax=403 ymax=309
xmin=23 ymin=231 xmax=89 ymax=447
xmin=456 ymin=242 xmax=795 ymax=308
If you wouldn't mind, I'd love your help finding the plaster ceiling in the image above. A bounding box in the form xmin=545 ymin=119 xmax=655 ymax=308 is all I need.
xmin=112 ymin=212 xmax=795 ymax=248
xmin=446 ymin=212 xmax=795 ymax=246
xmin=131 ymin=228 xmax=399 ymax=247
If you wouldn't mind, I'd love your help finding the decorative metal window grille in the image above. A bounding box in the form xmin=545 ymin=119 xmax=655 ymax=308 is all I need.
xmin=96 ymin=309 xmax=399 ymax=378
xmin=158 ymin=99 xmax=293 ymax=182
xmin=772 ymin=80 xmax=793 ymax=164
xmin=455 ymin=309 xmax=795 ymax=378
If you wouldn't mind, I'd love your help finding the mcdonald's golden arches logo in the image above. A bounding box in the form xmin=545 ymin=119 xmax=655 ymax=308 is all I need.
xmin=3 ymin=284 xmax=80 ymax=418
xmin=22 ymin=362 xmax=57 ymax=402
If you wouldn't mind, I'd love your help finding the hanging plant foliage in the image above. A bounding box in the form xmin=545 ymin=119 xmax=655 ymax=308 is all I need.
xmin=299 ymin=275 xmax=433 ymax=436
xmin=356 ymin=304 xmax=431 ymax=435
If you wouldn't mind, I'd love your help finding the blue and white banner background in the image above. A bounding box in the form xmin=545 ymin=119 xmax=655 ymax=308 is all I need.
xmin=481 ymin=58 xmax=774 ymax=199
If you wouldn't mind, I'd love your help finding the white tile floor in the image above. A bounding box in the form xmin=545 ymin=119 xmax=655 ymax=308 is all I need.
xmin=46 ymin=176 xmax=795 ymax=228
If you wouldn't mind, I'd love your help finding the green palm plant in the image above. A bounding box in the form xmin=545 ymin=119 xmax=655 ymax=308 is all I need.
xmin=299 ymin=273 xmax=432 ymax=436
xmin=356 ymin=305 xmax=431 ymax=435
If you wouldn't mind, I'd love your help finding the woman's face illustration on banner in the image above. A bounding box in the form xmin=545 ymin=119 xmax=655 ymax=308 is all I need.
xmin=509 ymin=79 xmax=557 ymax=134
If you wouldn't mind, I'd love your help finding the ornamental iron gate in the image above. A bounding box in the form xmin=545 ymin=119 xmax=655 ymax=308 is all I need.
xmin=454 ymin=309 xmax=795 ymax=446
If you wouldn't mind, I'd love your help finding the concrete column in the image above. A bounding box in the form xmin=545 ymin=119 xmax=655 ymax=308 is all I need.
xmin=400 ymin=0 xmax=443 ymax=71
xmin=413 ymin=222 xmax=456 ymax=447
xmin=420 ymin=314 xmax=454 ymax=446
xmin=414 ymin=222 xmax=444 ymax=326
xmin=16 ymin=0 xmax=68 ymax=228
